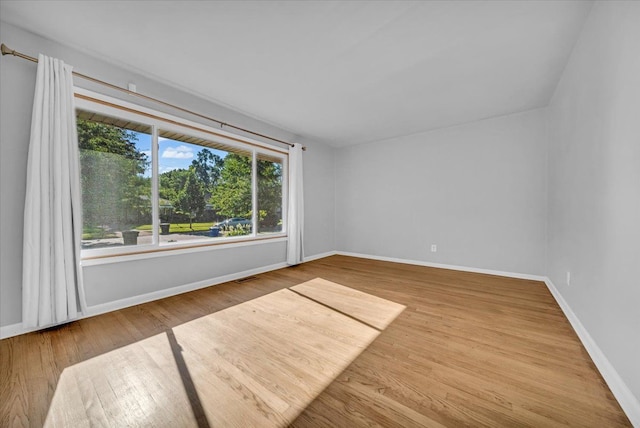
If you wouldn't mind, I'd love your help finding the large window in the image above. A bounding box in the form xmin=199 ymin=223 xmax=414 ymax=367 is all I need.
xmin=76 ymin=92 xmax=287 ymax=258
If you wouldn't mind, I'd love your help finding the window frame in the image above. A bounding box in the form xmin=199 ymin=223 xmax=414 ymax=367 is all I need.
xmin=75 ymin=88 xmax=288 ymax=262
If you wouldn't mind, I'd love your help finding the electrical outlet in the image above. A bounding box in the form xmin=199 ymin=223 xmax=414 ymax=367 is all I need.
xmin=431 ymin=244 xmax=437 ymax=253
xmin=566 ymin=271 xmax=571 ymax=286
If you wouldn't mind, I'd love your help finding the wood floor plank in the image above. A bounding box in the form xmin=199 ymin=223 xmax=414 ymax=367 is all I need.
xmin=0 ymin=255 xmax=631 ymax=427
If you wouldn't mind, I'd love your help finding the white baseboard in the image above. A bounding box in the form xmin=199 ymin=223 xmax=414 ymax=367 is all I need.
xmin=335 ymin=251 xmax=547 ymax=282
xmin=544 ymin=278 xmax=640 ymax=427
xmin=85 ymin=261 xmax=288 ymax=319
xmin=0 ymin=320 xmax=37 ymax=340
xmin=0 ymin=261 xmax=287 ymax=340
xmin=303 ymin=250 xmax=338 ymax=263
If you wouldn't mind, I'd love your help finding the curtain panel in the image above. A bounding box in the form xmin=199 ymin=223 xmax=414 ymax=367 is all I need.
xmin=286 ymin=143 xmax=304 ymax=265
xmin=22 ymin=54 xmax=86 ymax=328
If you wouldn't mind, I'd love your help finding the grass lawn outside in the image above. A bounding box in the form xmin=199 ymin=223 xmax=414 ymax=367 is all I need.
xmin=136 ymin=222 xmax=213 ymax=233
xmin=82 ymin=226 xmax=118 ymax=240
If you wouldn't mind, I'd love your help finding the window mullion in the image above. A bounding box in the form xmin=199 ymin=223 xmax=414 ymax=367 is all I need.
xmin=282 ymin=154 xmax=288 ymax=235
xmin=251 ymin=149 xmax=257 ymax=236
xmin=151 ymin=125 xmax=159 ymax=246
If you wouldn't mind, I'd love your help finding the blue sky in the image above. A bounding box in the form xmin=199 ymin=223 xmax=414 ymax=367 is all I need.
xmin=133 ymin=132 xmax=227 ymax=177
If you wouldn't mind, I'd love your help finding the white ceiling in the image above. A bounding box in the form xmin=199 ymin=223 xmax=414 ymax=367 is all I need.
xmin=1 ymin=1 xmax=593 ymax=147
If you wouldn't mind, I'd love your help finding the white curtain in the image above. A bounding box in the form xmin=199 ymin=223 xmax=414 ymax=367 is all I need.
xmin=22 ymin=54 xmax=86 ymax=328
xmin=286 ymin=143 xmax=304 ymax=265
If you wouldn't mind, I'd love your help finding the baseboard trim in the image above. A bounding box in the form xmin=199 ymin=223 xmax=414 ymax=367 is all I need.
xmin=335 ymin=251 xmax=547 ymax=282
xmin=0 ymin=261 xmax=288 ymax=340
xmin=304 ymin=250 xmax=338 ymax=263
xmin=544 ymin=278 xmax=640 ymax=427
xmin=0 ymin=321 xmax=36 ymax=340
xmin=85 ymin=261 xmax=289 ymax=319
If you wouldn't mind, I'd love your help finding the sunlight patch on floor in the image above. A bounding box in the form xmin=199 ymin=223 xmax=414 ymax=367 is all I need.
xmin=44 ymin=278 xmax=405 ymax=427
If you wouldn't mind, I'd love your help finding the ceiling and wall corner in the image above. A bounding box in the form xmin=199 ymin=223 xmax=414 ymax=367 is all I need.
xmin=0 ymin=0 xmax=593 ymax=146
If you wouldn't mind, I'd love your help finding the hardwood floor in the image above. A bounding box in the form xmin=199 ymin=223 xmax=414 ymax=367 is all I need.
xmin=0 ymin=255 xmax=631 ymax=427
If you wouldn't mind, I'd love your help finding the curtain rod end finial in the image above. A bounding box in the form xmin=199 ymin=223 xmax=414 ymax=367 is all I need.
xmin=1 ymin=43 xmax=14 ymax=56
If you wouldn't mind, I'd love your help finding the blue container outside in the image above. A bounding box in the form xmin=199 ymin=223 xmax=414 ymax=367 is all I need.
xmin=209 ymin=227 xmax=220 ymax=237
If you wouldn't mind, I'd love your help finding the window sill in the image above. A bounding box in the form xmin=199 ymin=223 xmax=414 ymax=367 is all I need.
xmin=81 ymin=234 xmax=287 ymax=267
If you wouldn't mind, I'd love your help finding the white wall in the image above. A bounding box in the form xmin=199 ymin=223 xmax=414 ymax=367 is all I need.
xmin=335 ymin=109 xmax=548 ymax=275
xmin=547 ymin=0 xmax=640 ymax=405
xmin=0 ymin=22 xmax=335 ymax=329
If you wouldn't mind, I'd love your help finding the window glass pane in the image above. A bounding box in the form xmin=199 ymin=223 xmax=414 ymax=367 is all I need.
xmin=158 ymin=131 xmax=252 ymax=244
xmin=257 ymin=154 xmax=283 ymax=234
xmin=77 ymin=110 xmax=152 ymax=249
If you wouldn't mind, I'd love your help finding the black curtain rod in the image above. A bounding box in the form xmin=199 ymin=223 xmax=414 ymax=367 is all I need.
xmin=1 ymin=43 xmax=305 ymax=151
